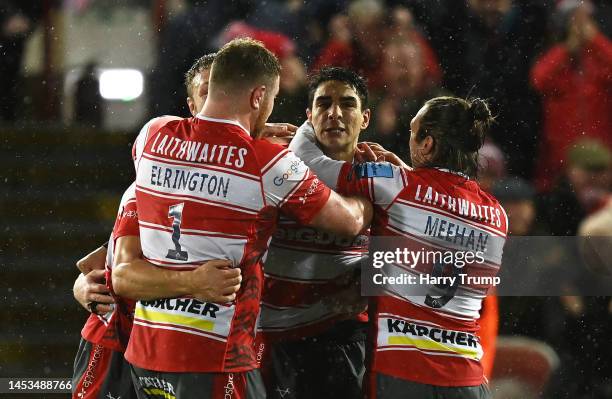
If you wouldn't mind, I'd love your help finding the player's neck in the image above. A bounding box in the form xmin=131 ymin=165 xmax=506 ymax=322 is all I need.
xmin=323 ymin=147 xmax=355 ymax=162
xmin=199 ymin=101 xmax=251 ymax=133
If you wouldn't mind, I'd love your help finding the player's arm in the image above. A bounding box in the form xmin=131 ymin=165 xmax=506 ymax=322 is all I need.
xmin=112 ymin=236 xmax=241 ymax=303
xmin=308 ymin=191 xmax=372 ymax=237
xmin=264 ymin=133 xmax=372 ymax=237
xmin=75 ymin=244 xmax=107 ymax=274
xmin=73 ymin=270 xmax=114 ymax=313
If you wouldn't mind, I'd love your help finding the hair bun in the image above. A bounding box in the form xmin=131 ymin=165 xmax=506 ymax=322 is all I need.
xmin=459 ymin=98 xmax=493 ymax=152
xmin=469 ymin=98 xmax=492 ymax=123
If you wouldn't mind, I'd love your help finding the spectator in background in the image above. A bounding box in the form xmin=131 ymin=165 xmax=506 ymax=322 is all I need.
xmin=492 ymin=177 xmax=552 ymax=341
xmin=313 ymin=1 xmax=441 ymax=93
xmin=149 ymin=0 xmax=254 ymax=116
xmin=477 ymin=140 xmax=507 ymax=193
xmin=531 ymin=0 xmax=612 ymax=192
xmin=246 ymin=0 xmax=348 ymax=65
xmin=0 ymin=1 xmax=42 ymax=121
xmin=539 ymin=139 xmax=611 ymax=237
xmin=221 ymin=21 xmax=308 ymax=126
xmin=74 ymin=61 xmax=103 ymax=128
xmin=345 ymin=5 xmax=443 ymax=161
xmin=412 ymin=0 xmax=547 ymax=179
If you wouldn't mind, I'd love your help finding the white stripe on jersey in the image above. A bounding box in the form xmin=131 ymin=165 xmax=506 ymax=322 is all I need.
xmin=143 ymin=152 xmax=260 ymax=181
xmin=139 ymin=220 xmax=248 ymax=239
xmin=264 ymin=245 xmax=361 ymax=281
xmin=137 ymin=157 xmax=264 ymax=212
xmin=133 ymin=320 xmax=227 ymax=342
xmin=385 ymin=202 xmax=504 ymax=265
xmin=139 ymin=226 xmax=247 ymax=266
xmin=261 ymin=151 xmax=311 ymax=208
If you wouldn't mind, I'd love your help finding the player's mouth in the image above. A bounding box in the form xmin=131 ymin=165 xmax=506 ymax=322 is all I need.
xmin=323 ymin=127 xmax=346 ymax=135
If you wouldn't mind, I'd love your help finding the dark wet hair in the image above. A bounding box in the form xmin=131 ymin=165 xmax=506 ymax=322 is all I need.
xmin=308 ymin=66 xmax=369 ymax=109
xmin=416 ymin=96 xmax=494 ymax=178
xmin=184 ymin=53 xmax=216 ymax=98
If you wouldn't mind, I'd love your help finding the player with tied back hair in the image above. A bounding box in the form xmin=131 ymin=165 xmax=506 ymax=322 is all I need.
xmin=114 ymin=38 xmax=371 ymax=399
xmin=292 ymin=96 xmax=507 ymax=399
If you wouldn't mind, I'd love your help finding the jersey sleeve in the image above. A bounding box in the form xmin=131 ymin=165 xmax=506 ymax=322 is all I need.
xmin=115 ymin=200 xmax=139 ymax=238
xmin=337 ymin=162 xmax=408 ymax=207
xmin=290 ymin=121 xmax=408 ymax=207
xmin=289 ymin=121 xmax=348 ymax=189
xmin=259 ymin=142 xmax=331 ymax=225
xmin=113 ymin=183 xmax=140 ymax=239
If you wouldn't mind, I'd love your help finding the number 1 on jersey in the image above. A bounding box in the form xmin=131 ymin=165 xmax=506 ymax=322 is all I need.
xmin=166 ymin=203 xmax=188 ymax=261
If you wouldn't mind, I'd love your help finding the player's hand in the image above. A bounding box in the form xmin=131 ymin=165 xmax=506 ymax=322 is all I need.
xmin=356 ymin=142 xmax=411 ymax=169
xmin=259 ymin=123 xmax=298 ymax=145
xmin=188 ymin=260 xmax=242 ymax=303
xmin=322 ymin=272 xmax=367 ymax=317
xmin=73 ymin=270 xmax=115 ymax=313
xmin=76 ymin=245 xmax=107 ymax=274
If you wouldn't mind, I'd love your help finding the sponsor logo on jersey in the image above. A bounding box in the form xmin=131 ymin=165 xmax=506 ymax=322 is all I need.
xmin=139 ymin=376 xmax=176 ymax=399
xmin=274 ymin=160 xmax=302 ymax=186
xmin=380 ymin=317 xmax=482 ymax=360
xmin=224 ymin=373 xmax=235 ymax=399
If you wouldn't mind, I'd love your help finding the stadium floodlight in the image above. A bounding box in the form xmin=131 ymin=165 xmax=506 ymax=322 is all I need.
xmin=99 ymin=69 xmax=144 ymax=101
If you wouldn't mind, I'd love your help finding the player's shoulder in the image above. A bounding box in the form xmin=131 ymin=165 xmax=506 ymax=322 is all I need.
xmin=252 ymin=139 xmax=295 ymax=171
xmin=117 ymin=182 xmax=137 ymax=213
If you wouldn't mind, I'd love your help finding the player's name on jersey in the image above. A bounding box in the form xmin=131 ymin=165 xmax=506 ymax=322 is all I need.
xmin=273 ymin=226 xmax=369 ymax=248
xmin=150 ymin=165 xmax=230 ymax=198
xmin=414 ymin=184 xmax=503 ymax=228
xmin=140 ymin=298 xmax=220 ymax=318
xmin=424 ymin=216 xmax=489 ymax=252
xmin=150 ymin=133 xmax=248 ymax=169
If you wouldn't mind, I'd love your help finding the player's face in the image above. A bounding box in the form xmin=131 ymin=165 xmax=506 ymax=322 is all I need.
xmin=308 ymin=80 xmax=370 ymax=156
xmin=187 ymin=68 xmax=211 ymax=116
xmin=253 ymin=76 xmax=280 ymax=137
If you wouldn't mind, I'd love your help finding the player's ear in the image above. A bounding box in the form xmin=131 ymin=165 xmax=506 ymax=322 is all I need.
xmin=187 ymin=97 xmax=196 ymax=116
xmin=250 ymin=85 xmax=266 ymax=110
xmin=421 ymin=135 xmax=435 ymax=158
xmin=306 ymin=108 xmax=312 ymax=122
xmin=361 ymin=108 xmax=371 ymax=130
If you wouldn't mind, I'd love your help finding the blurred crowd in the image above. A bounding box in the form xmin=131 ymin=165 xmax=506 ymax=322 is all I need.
xmin=2 ymin=0 xmax=612 ymax=397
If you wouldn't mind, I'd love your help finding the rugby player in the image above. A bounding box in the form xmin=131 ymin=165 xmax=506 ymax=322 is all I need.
xmin=71 ymin=53 xmax=243 ymax=399
xmin=291 ymin=96 xmax=507 ymax=399
xmin=115 ymin=38 xmax=372 ymax=399
xmin=257 ymin=67 xmax=372 ymax=399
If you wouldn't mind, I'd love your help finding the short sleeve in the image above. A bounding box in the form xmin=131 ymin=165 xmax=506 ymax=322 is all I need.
xmin=261 ymin=149 xmax=331 ymax=225
xmin=115 ymin=200 xmax=140 ymax=239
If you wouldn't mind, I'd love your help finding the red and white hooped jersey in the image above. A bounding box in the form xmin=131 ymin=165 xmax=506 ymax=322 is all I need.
xmin=81 ymin=183 xmax=139 ymax=352
xmin=258 ymin=215 xmax=369 ymax=342
xmin=125 ymin=115 xmax=331 ymax=373
xmin=291 ymin=125 xmax=508 ymax=387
